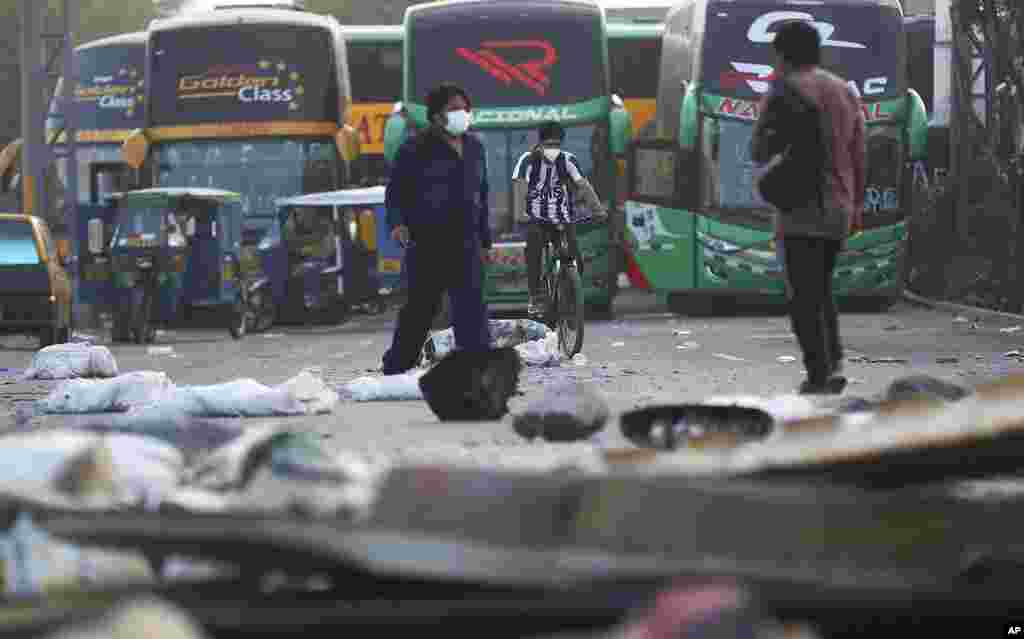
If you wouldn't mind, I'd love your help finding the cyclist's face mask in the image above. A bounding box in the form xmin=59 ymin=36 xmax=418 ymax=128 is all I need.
xmin=540 ymin=139 xmax=562 ymax=162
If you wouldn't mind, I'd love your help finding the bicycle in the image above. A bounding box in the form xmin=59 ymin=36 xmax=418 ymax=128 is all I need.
xmin=537 ymin=217 xmax=603 ymax=358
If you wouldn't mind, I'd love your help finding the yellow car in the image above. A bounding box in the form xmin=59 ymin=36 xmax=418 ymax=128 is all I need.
xmin=0 ymin=214 xmax=73 ymax=348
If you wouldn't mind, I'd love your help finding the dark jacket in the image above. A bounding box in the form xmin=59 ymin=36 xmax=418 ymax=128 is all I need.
xmin=385 ymin=128 xmax=492 ymax=250
xmin=751 ymin=68 xmax=866 ymax=243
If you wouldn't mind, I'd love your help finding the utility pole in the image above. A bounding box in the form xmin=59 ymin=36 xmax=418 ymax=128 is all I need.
xmin=19 ymin=0 xmax=78 ymax=240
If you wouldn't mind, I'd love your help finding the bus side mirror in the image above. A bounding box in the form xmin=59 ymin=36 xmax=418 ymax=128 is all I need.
xmin=87 ymin=218 xmax=105 ymax=255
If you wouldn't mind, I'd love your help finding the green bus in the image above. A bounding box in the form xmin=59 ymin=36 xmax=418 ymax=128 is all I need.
xmin=624 ymin=0 xmax=929 ymax=312
xmin=607 ymin=21 xmax=664 ymax=139
xmin=383 ymin=0 xmax=633 ymax=314
xmin=345 ymin=25 xmax=404 ymax=186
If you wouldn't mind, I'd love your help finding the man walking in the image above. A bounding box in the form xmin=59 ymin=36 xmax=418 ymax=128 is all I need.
xmin=380 ymin=82 xmax=491 ymax=375
xmin=512 ymin=121 xmax=606 ymax=318
xmin=751 ymin=20 xmax=866 ymax=394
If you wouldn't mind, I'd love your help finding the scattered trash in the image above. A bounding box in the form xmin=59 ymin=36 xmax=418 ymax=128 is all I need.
xmin=424 ymin=319 xmax=552 ymax=363
xmin=865 ymin=357 xmax=910 ymax=364
xmin=23 ymin=343 xmax=118 ymax=380
xmin=611 ymin=341 xmax=626 ymax=348
xmin=420 ymin=348 xmax=522 ymax=421
xmin=276 ymin=369 xmax=339 ymax=415
xmin=676 ymin=341 xmax=699 ymax=351
xmin=776 ymin=355 xmax=797 ymax=363
xmin=713 ymin=353 xmax=746 ymax=362
xmin=147 ymin=346 xmax=174 ymax=356
xmin=263 ymin=333 xmax=284 ymax=338
xmin=513 ymin=383 xmax=610 ymax=442
xmin=571 ymin=353 xmax=588 ymax=367
xmin=673 ymin=329 xmax=692 ymax=336
xmin=341 ymin=371 xmax=425 ymax=401
xmin=936 ymin=357 xmax=960 ymax=364
xmin=953 ymin=316 xmax=970 ymax=323
xmin=884 ymin=321 xmax=906 ymax=331
xmin=516 ymin=332 xmax=563 ymax=367
xmin=1000 ymin=326 xmax=1022 ymax=334
xmin=1005 ymin=350 xmax=1023 ymax=359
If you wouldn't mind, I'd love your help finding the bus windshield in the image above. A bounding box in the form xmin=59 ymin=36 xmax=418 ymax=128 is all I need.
xmin=409 ymin=4 xmax=605 ymax=107
xmin=609 ymin=36 xmax=660 ymax=100
xmin=475 ymin=123 xmax=602 ymax=242
xmin=154 ymin=139 xmax=339 ymax=220
xmin=149 ymin=25 xmax=339 ymax=126
xmin=703 ymin=4 xmax=905 ymax=101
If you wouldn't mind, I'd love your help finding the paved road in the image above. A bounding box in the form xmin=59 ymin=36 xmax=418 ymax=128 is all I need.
xmin=3 ymin=291 xmax=1023 ymax=469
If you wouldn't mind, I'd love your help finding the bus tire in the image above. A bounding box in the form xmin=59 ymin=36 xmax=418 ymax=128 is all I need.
xmin=667 ymin=292 xmax=715 ymax=317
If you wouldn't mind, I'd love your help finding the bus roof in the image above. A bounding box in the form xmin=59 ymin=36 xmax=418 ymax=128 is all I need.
xmin=607 ymin=22 xmax=664 ymax=37
xmin=149 ymin=6 xmax=343 ymax=33
xmin=405 ymin=0 xmax=602 ymax=21
xmin=77 ymin=31 xmax=147 ymax=52
xmin=343 ymin=24 xmax=404 ymax=42
xmin=276 ymin=186 xmax=385 ymax=208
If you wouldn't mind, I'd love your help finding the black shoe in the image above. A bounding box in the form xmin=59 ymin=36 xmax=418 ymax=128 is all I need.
xmin=799 ymin=376 xmax=848 ymax=395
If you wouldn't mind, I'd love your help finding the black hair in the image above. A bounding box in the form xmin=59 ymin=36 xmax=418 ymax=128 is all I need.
xmin=538 ymin=120 xmax=565 ymax=143
xmin=425 ymin=82 xmax=472 ymax=124
xmin=773 ymin=20 xmax=821 ymax=67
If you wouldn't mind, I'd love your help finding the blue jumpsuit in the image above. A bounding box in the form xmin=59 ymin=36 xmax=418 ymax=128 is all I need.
xmin=381 ymin=129 xmax=492 ymax=374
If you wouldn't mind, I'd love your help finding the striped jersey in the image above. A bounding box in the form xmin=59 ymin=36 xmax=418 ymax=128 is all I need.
xmin=512 ymin=150 xmax=584 ymax=224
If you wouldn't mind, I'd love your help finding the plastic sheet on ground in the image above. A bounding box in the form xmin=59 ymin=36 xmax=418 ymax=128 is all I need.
xmin=36 ymin=371 xmax=338 ymax=418
xmin=23 ymin=343 xmax=118 ymax=380
xmin=515 ymin=332 xmax=563 ymax=367
xmin=340 ymin=370 xmax=425 ymax=401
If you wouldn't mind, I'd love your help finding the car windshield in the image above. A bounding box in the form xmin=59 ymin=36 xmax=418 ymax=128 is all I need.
xmin=0 ymin=220 xmax=40 ymax=265
xmin=474 ymin=123 xmax=599 ymax=242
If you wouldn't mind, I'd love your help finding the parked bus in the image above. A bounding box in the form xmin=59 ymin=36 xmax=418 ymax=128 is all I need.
xmin=40 ymin=32 xmax=150 ymax=323
xmin=384 ymin=0 xmax=633 ymax=314
xmin=120 ymin=3 xmax=360 ymax=276
xmin=608 ymin=21 xmax=664 ymax=138
xmin=624 ymin=0 xmax=929 ymax=312
xmin=346 ymin=24 xmax=404 ymax=186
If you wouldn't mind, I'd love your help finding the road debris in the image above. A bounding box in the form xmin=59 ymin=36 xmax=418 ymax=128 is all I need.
xmin=1000 ymin=326 xmax=1022 ymax=334
xmin=513 ymin=383 xmax=610 ymax=442
xmin=777 ymin=355 xmax=797 ymax=363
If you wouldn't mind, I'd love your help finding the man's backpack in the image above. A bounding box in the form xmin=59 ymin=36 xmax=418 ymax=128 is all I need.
xmin=756 ymin=81 xmax=827 ymax=214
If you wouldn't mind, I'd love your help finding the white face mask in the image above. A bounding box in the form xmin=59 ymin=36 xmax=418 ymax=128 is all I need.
xmin=542 ymin=148 xmax=561 ymax=162
xmin=444 ymin=109 xmax=472 ymax=136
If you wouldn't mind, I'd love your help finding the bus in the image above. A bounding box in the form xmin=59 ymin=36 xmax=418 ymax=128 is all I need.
xmin=346 ymin=25 xmax=404 ymax=187
xmin=43 ymin=32 xmax=150 ymax=324
xmin=120 ymin=3 xmax=361 ymax=275
xmin=383 ymin=0 xmax=633 ymax=314
xmin=608 ymin=21 xmax=664 ymax=138
xmin=623 ymin=0 xmax=929 ymax=312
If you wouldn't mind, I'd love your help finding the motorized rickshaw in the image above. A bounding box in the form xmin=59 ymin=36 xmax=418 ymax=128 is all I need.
xmin=0 ymin=213 xmax=74 ymax=348
xmin=89 ymin=188 xmax=250 ymax=343
xmin=249 ymin=188 xmax=386 ymax=329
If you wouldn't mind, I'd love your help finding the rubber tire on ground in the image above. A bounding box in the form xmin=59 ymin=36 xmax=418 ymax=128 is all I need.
xmin=667 ymin=292 xmax=716 ymax=317
xmin=557 ymin=265 xmax=585 ymax=358
xmin=431 ymin=292 xmax=452 ymax=330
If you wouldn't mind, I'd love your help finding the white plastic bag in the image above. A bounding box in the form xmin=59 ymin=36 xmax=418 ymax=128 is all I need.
xmin=161 ymin=379 xmax=308 ymax=417
xmin=37 ymin=371 xmax=175 ymax=414
xmin=424 ymin=319 xmax=552 ymax=362
xmin=276 ymin=370 xmax=339 ymax=415
xmin=340 ymin=371 xmax=425 ymax=401
xmin=23 ymin=343 xmax=118 ymax=380
xmin=515 ymin=333 xmax=563 ymax=367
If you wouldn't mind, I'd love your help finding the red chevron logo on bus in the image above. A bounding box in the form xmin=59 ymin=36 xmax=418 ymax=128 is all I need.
xmin=456 ymin=40 xmax=558 ymax=96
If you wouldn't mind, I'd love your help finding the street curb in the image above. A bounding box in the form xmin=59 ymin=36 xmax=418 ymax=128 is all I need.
xmin=902 ymin=289 xmax=1024 ymax=323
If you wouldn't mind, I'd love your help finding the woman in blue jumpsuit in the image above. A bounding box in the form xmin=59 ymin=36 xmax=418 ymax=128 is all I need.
xmin=380 ymin=83 xmax=492 ymax=375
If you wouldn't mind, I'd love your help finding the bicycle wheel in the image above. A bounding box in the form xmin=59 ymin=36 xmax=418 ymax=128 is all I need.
xmin=541 ymin=243 xmax=558 ymax=329
xmin=556 ymin=264 xmax=585 ymax=358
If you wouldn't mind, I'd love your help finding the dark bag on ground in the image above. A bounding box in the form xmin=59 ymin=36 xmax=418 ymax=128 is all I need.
xmin=419 ymin=347 xmax=522 ymax=421
xmin=756 ymin=81 xmax=827 ymax=213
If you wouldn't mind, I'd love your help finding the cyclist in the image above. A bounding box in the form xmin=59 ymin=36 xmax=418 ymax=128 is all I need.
xmin=512 ymin=121 xmax=607 ymax=319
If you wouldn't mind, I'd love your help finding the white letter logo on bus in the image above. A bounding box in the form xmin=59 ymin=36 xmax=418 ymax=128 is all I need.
xmin=747 ymin=11 xmax=867 ymax=49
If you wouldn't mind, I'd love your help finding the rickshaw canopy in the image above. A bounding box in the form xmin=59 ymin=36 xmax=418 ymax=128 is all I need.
xmin=274 ymin=186 xmax=385 ymax=210
xmin=111 ymin=187 xmax=243 ymax=208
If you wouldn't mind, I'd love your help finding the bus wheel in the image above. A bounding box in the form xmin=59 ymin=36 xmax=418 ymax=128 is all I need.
xmin=667 ymin=292 xmax=715 ymax=317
